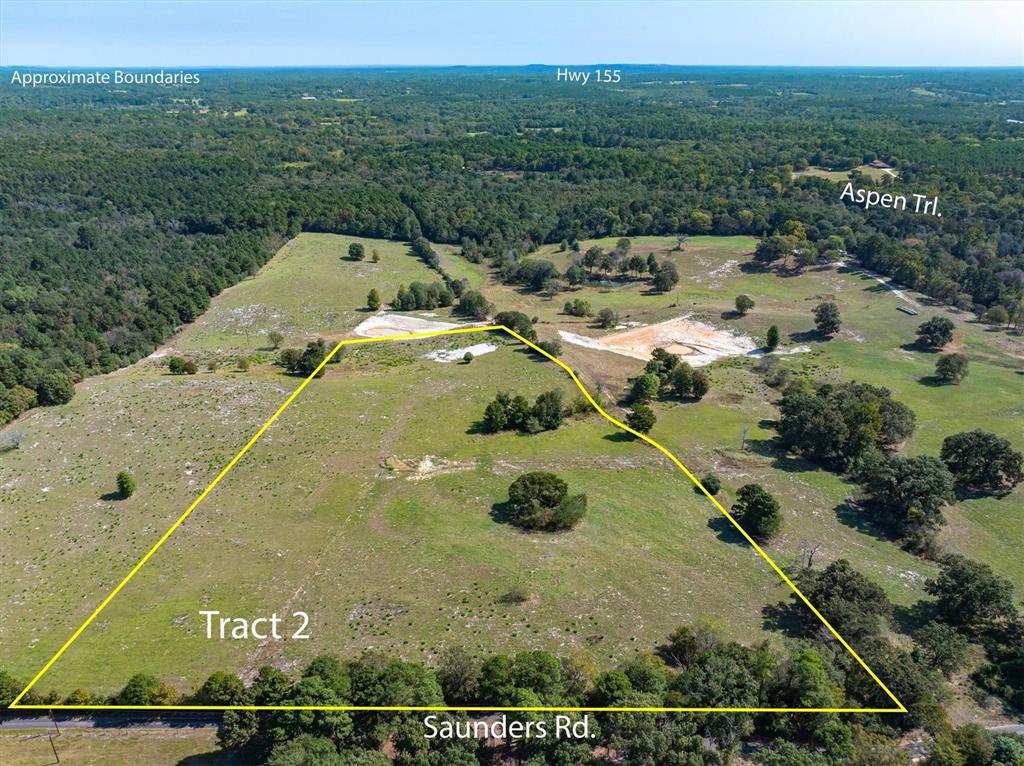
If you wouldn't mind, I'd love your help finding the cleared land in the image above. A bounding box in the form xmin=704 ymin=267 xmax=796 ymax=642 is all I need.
xmin=2 ymin=233 xmax=1020 ymax=703
xmin=792 ymin=164 xmax=898 ymax=182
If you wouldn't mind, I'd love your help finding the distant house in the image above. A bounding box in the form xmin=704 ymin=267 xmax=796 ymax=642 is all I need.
xmin=868 ymin=159 xmax=892 ymax=169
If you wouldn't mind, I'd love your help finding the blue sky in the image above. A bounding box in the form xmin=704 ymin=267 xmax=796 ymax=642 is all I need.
xmin=2 ymin=0 xmax=1022 ymax=68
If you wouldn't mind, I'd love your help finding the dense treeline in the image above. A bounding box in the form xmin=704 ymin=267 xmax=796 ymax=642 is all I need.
xmin=2 ymin=67 xmax=1022 ymax=420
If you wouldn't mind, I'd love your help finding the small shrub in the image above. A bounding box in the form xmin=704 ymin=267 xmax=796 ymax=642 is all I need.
xmin=596 ymin=308 xmax=618 ymax=328
xmin=116 ymin=471 xmax=136 ymax=498
xmin=168 ymin=356 xmax=198 ymax=375
xmin=698 ymin=473 xmax=722 ymax=495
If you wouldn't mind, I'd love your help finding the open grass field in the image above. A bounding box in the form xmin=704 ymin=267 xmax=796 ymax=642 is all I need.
xmin=792 ymin=164 xmax=897 ymax=182
xmin=0 ymin=728 xmax=225 ymax=766
xmin=1 ymin=233 xmax=1020 ymax=705
xmin=171 ymin=234 xmax=445 ymax=354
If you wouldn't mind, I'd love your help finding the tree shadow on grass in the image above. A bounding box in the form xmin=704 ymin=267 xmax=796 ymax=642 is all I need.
xmin=761 ymin=601 xmax=807 ymax=638
xmin=490 ymin=500 xmax=519 ymax=528
xmin=746 ymin=437 xmax=822 ymax=475
xmin=99 ymin=491 xmax=125 ymax=501
xmin=739 ymin=260 xmax=770 ymax=274
xmin=178 ymin=752 xmax=239 ymax=766
xmin=833 ymin=500 xmax=893 ymax=543
xmin=917 ymin=375 xmax=949 ymax=387
xmin=512 ymin=345 xmax=554 ymax=364
xmin=788 ymin=329 xmax=827 ymax=343
xmin=465 ymin=420 xmax=489 ymax=435
xmin=900 ymin=340 xmax=937 ymax=354
xmin=602 ymin=431 xmax=634 ymax=444
xmin=706 ymin=515 xmax=747 ymax=547
xmin=893 ymin=601 xmax=936 ymax=636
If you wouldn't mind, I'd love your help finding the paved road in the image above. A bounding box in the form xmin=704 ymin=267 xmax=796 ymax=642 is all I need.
xmin=0 ymin=714 xmax=218 ymax=730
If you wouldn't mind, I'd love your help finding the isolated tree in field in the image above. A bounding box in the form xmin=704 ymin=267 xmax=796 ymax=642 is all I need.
xmin=916 ymin=316 xmax=954 ymax=348
xmin=462 ymin=351 xmax=473 ymax=364
xmin=532 ymin=389 xmax=564 ymax=431
xmin=493 ymin=310 xmax=536 ymax=342
xmin=371 ymin=248 xmax=380 ymax=263
xmin=534 ymin=339 xmax=562 ymax=359
xmin=812 ymin=301 xmax=841 ymax=336
xmin=563 ymin=297 xmax=593 ymax=317
xmin=934 ymin=353 xmax=968 ymax=383
xmin=735 ymin=294 xmax=755 ymax=316
xmin=298 ymin=339 xmax=328 ymax=377
xmin=630 ymin=372 xmax=661 ymax=403
xmin=941 ymin=430 xmax=1023 ymax=494
xmin=732 ymin=484 xmax=782 ymax=540
xmin=796 ymin=559 xmax=891 ymax=640
xmin=616 ymin=237 xmax=632 ymax=255
xmin=268 ymin=330 xmax=284 ymax=349
xmin=348 ymin=242 xmax=365 ymax=260
xmin=116 ymin=471 xmax=136 ymax=498
xmin=596 ymin=307 xmax=618 ymax=328
xmin=646 ymin=252 xmax=658 ymax=275
xmin=699 ymin=473 xmax=722 ymax=495
xmin=626 ymin=403 xmax=657 ymax=434
xmin=366 ymin=288 xmax=382 ymax=311
xmin=689 ymin=369 xmax=710 ymax=399
xmin=652 ymin=261 xmax=679 ymax=292
xmin=925 ymin=554 xmax=1018 ymax=632
xmin=766 ymin=324 xmax=780 ymax=351
xmin=278 ymin=347 xmax=302 ymax=372
xmin=506 ymin=471 xmax=587 ymax=531
xmin=675 ymin=234 xmax=689 ymax=251
xmin=168 ymin=356 xmax=198 ymax=375
xmin=455 ymin=290 xmax=491 ymax=320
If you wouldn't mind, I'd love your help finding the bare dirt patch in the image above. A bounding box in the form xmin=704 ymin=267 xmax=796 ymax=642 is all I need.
xmin=560 ymin=315 xmax=758 ymax=365
xmin=351 ymin=312 xmax=483 ymax=338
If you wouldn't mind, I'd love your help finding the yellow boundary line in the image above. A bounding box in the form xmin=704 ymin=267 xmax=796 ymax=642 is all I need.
xmin=10 ymin=325 xmax=906 ymax=714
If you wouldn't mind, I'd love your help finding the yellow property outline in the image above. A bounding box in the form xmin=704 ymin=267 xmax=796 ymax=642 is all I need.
xmin=11 ymin=325 xmax=906 ymax=714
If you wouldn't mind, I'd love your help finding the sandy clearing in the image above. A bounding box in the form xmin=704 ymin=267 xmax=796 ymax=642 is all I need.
xmin=560 ymin=315 xmax=759 ymax=366
xmin=424 ymin=342 xmax=498 ymax=362
xmin=352 ymin=312 xmax=482 ymax=338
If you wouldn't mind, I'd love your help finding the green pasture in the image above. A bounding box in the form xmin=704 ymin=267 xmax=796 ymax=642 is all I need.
xmin=2 ymin=233 xmax=1019 ymax=700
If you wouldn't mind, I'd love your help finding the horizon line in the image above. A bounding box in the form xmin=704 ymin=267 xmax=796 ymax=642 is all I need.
xmin=3 ymin=63 xmax=1023 ymax=71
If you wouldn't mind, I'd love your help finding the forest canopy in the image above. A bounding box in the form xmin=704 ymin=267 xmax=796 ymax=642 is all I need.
xmin=1 ymin=67 xmax=1022 ymax=423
